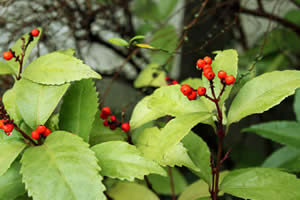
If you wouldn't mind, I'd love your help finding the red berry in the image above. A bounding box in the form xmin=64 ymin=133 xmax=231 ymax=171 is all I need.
xmin=109 ymin=124 xmax=117 ymax=130
xmin=165 ymin=76 xmax=171 ymax=81
xmin=101 ymin=107 xmax=111 ymax=116
xmin=180 ymin=84 xmax=192 ymax=96
xmin=3 ymin=51 xmax=13 ymax=60
xmin=204 ymin=56 xmax=212 ymax=64
xmin=103 ymin=120 xmax=109 ymax=127
xmin=218 ymin=70 xmax=227 ymax=80
xmin=100 ymin=112 xmax=109 ymax=119
xmin=121 ymin=123 xmax=130 ymax=132
xmin=196 ymin=59 xmax=206 ymax=69
xmin=225 ymin=75 xmax=236 ymax=85
xmin=197 ymin=87 xmax=206 ymax=96
xmin=172 ymin=80 xmax=179 ymax=85
xmin=187 ymin=90 xmax=197 ymax=100
xmin=31 ymin=28 xmax=40 ymax=37
xmin=110 ymin=115 xmax=116 ymax=122
xmin=203 ymin=64 xmax=212 ymax=71
xmin=204 ymin=70 xmax=215 ymax=80
xmin=36 ymin=125 xmax=46 ymax=133
xmin=31 ymin=130 xmax=40 ymax=140
xmin=43 ymin=128 xmax=51 ymax=137
xmin=3 ymin=123 xmax=14 ymax=133
xmin=0 ymin=119 xmax=5 ymax=129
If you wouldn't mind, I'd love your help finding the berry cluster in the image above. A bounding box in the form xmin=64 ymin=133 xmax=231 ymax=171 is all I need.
xmin=2 ymin=28 xmax=40 ymax=61
xmin=0 ymin=119 xmax=14 ymax=135
xmin=100 ymin=107 xmax=130 ymax=133
xmin=165 ymin=76 xmax=179 ymax=85
xmin=31 ymin=125 xmax=51 ymax=140
xmin=181 ymin=56 xmax=236 ymax=101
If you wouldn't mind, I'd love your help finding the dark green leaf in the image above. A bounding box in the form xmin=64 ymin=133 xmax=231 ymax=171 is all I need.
xmin=294 ymin=88 xmax=300 ymax=122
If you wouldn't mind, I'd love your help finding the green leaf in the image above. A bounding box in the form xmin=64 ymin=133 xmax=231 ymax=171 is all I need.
xmin=227 ymin=70 xmax=300 ymax=126
xmin=182 ymin=132 xmax=211 ymax=184
xmin=3 ymin=86 xmax=22 ymax=125
xmin=59 ymin=79 xmax=98 ymax=142
xmin=7 ymin=28 xmax=42 ymax=75
xmin=22 ymin=52 xmax=101 ymax=85
xmin=147 ymin=168 xmax=187 ymax=195
xmin=243 ymin=121 xmax=300 ymax=148
xmin=14 ymin=194 xmax=32 ymax=200
xmin=56 ymin=48 xmax=76 ymax=56
xmin=262 ymin=146 xmax=300 ymax=172
xmin=294 ymin=88 xmax=300 ymax=122
xmin=21 ymin=131 xmax=106 ymax=200
xmin=130 ymin=96 xmax=165 ymax=130
xmin=134 ymin=64 xmax=167 ymax=88
xmin=92 ymin=141 xmax=166 ymax=181
xmin=89 ymin=112 xmax=127 ymax=146
xmin=132 ymin=0 xmax=160 ymax=21
xmin=108 ymin=182 xmax=159 ymax=200
xmin=0 ymin=137 xmax=26 ymax=176
xmin=136 ymin=112 xmax=211 ymax=170
xmin=285 ymin=9 xmax=300 ymax=25
xmin=0 ymin=61 xmax=14 ymax=75
xmin=129 ymin=35 xmax=145 ymax=44
xmin=220 ymin=168 xmax=300 ymax=200
xmin=15 ymin=79 xmax=70 ymax=129
xmin=181 ymin=78 xmax=203 ymax=89
xmin=108 ymin=38 xmax=129 ymax=46
xmin=156 ymin=0 xmax=178 ymax=20
xmin=0 ymin=162 xmax=26 ymax=200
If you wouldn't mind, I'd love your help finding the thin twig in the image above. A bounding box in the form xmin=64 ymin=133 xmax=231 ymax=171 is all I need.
xmin=168 ymin=167 xmax=176 ymax=200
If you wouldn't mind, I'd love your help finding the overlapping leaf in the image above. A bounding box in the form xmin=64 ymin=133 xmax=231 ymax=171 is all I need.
xmin=134 ymin=64 xmax=167 ymax=88
xmin=59 ymin=79 xmax=98 ymax=142
xmin=0 ymin=61 xmax=14 ymax=75
xmin=15 ymin=79 xmax=70 ymax=129
xmin=3 ymin=86 xmax=22 ymax=125
xmin=228 ymin=70 xmax=300 ymax=126
xmin=22 ymin=52 xmax=101 ymax=85
xmin=21 ymin=131 xmax=106 ymax=200
xmin=92 ymin=141 xmax=166 ymax=181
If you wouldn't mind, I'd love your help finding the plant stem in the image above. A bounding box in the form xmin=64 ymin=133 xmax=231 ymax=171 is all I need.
xmin=168 ymin=167 xmax=176 ymax=200
xmin=13 ymin=124 xmax=38 ymax=146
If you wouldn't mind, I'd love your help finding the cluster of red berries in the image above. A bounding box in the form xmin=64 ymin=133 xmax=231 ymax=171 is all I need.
xmin=0 ymin=119 xmax=14 ymax=135
xmin=196 ymin=56 xmax=236 ymax=85
xmin=100 ymin=107 xmax=130 ymax=133
xmin=180 ymin=84 xmax=206 ymax=100
xmin=2 ymin=28 xmax=39 ymax=61
xmin=31 ymin=125 xmax=51 ymax=140
xmin=165 ymin=76 xmax=179 ymax=85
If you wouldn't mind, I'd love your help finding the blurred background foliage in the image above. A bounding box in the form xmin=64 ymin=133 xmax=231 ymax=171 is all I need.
xmin=0 ymin=0 xmax=299 ymax=199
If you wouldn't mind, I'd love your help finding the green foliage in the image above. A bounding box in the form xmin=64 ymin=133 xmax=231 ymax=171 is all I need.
xmin=108 ymin=182 xmax=159 ymax=200
xmin=15 ymin=79 xmax=70 ymax=129
xmin=220 ymin=168 xmax=300 ymax=200
xmin=2 ymin=86 xmax=22 ymax=125
xmin=134 ymin=63 xmax=167 ymax=88
xmin=294 ymin=88 xmax=300 ymax=121
xmin=92 ymin=141 xmax=166 ymax=181
xmin=0 ymin=135 xmax=26 ymax=176
xmin=178 ymin=179 xmax=209 ymax=200
xmin=7 ymin=28 xmax=42 ymax=75
xmin=108 ymin=38 xmax=129 ymax=47
xmin=0 ymin=61 xmax=14 ymax=75
xmin=129 ymin=35 xmax=145 ymax=44
xmin=181 ymin=78 xmax=203 ymax=89
xmin=22 ymin=52 xmax=101 ymax=85
xmin=285 ymin=9 xmax=300 ymax=25
xmin=20 ymin=131 xmax=106 ymax=200
xmin=147 ymin=167 xmax=187 ymax=195
xmin=182 ymin=132 xmax=211 ymax=184
xmin=59 ymin=79 xmax=99 ymax=142
xmin=227 ymin=70 xmax=300 ymax=126
xmin=262 ymin=146 xmax=300 ymax=172
xmin=243 ymin=121 xmax=300 ymax=148
xmin=0 ymin=162 xmax=26 ymax=200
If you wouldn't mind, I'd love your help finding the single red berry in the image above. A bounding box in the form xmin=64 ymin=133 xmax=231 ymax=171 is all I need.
xmin=100 ymin=112 xmax=109 ymax=119
xmin=110 ymin=115 xmax=116 ymax=122
xmin=203 ymin=64 xmax=212 ymax=71
xmin=168 ymin=83 xmax=172 ymax=85
xmin=121 ymin=123 xmax=130 ymax=132
xmin=103 ymin=120 xmax=109 ymax=127
xmin=172 ymin=80 xmax=179 ymax=85
xmin=3 ymin=51 xmax=13 ymax=60
xmin=196 ymin=59 xmax=206 ymax=69
xmin=180 ymin=84 xmax=192 ymax=96
xmin=101 ymin=107 xmax=111 ymax=116
xmin=165 ymin=76 xmax=171 ymax=81
xmin=204 ymin=56 xmax=212 ymax=64
xmin=31 ymin=130 xmax=40 ymax=140
xmin=204 ymin=70 xmax=215 ymax=80
xmin=3 ymin=123 xmax=14 ymax=133
xmin=109 ymin=124 xmax=117 ymax=130
xmin=187 ymin=90 xmax=197 ymax=100
xmin=218 ymin=70 xmax=227 ymax=80
xmin=0 ymin=119 xmax=5 ymax=129
xmin=43 ymin=128 xmax=51 ymax=137
xmin=36 ymin=125 xmax=46 ymax=133
xmin=31 ymin=28 xmax=40 ymax=37
xmin=225 ymin=75 xmax=236 ymax=85
xmin=197 ymin=87 xmax=206 ymax=96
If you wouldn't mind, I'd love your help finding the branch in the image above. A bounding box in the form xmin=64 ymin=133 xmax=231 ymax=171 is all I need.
xmin=239 ymin=7 xmax=300 ymax=35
